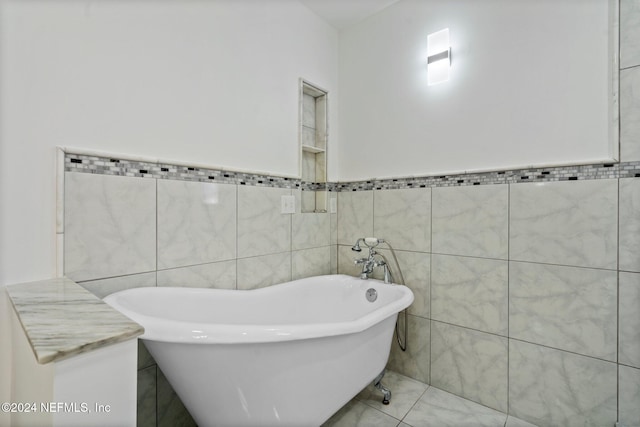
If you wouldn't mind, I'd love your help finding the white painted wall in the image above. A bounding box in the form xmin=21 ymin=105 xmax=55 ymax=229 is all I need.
xmin=338 ymin=0 xmax=613 ymax=181
xmin=0 ymin=0 xmax=338 ymax=415
xmin=0 ymin=0 xmax=338 ymax=284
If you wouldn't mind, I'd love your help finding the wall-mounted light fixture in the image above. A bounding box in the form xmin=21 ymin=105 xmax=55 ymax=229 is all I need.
xmin=427 ymin=28 xmax=450 ymax=86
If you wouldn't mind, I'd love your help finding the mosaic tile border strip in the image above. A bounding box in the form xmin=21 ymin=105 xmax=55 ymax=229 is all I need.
xmin=301 ymin=182 xmax=327 ymax=191
xmin=65 ymin=152 xmax=640 ymax=192
xmin=335 ymin=161 xmax=640 ymax=192
xmin=65 ymin=153 xmax=302 ymax=189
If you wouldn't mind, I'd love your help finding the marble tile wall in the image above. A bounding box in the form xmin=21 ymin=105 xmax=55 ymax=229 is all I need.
xmin=336 ymin=175 xmax=640 ymax=426
xmin=157 ymin=180 xmax=237 ymax=269
xmin=64 ymin=172 xmax=333 ymax=292
xmin=64 ymin=173 xmax=157 ymax=282
xmin=63 ymin=169 xmax=335 ymax=427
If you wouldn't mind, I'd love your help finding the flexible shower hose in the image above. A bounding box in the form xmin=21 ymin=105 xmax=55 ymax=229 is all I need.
xmin=380 ymin=241 xmax=408 ymax=352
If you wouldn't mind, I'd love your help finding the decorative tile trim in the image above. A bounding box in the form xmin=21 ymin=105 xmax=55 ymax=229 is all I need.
xmin=301 ymin=182 xmax=327 ymax=191
xmin=505 ymin=163 xmax=620 ymax=184
xmin=65 ymin=152 xmax=640 ymax=192
xmin=335 ymin=162 xmax=639 ymax=192
xmin=65 ymin=153 xmax=301 ymax=189
xmin=619 ymin=161 xmax=640 ymax=179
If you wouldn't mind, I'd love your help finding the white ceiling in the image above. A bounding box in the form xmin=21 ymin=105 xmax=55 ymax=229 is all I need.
xmin=298 ymin=0 xmax=401 ymax=30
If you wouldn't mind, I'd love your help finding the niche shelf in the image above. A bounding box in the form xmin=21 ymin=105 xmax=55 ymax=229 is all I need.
xmin=299 ymin=79 xmax=328 ymax=213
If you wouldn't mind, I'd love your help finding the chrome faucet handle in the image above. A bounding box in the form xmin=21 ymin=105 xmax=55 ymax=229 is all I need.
xmin=354 ymin=258 xmax=367 ymax=265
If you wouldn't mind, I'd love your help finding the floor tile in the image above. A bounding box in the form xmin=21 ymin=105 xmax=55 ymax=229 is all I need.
xmin=322 ymin=400 xmax=400 ymax=427
xmin=506 ymin=415 xmax=539 ymax=427
xmin=326 ymin=370 xmax=542 ymax=427
xmin=402 ymin=387 xmax=507 ymax=427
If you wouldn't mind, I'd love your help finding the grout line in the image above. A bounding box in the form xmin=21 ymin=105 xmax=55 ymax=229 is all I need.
xmin=235 ymin=184 xmax=239 ymax=290
xmin=290 ymin=188 xmax=294 ymax=281
xmin=506 ymin=182 xmax=511 ymax=416
xmin=155 ymin=258 xmax=237 ymax=272
xmin=155 ymin=179 xmax=158 ymax=287
xmin=509 ymin=335 xmax=618 ymax=365
xmin=430 ymin=318 xmax=619 ymax=365
xmin=153 ymin=364 xmax=158 ymax=427
xmin=335 ymin=244 xmax=622 ymax=273
xmin=619 ymin=63 xmax=640 ymax=71
xmin=400 ymin=386 xmax=430 ymax=424
xmin=616 ymin=177 xmax=621 ymax=420
xmin=618 ymin=361 xmax=640 ymax=370
xmin=429 ymin=187 xmax=433 ymax=386
xmin=76 ymin=269 xmax=158 ymax=284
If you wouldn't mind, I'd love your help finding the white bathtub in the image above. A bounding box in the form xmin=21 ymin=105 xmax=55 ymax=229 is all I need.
xmin=105 ymin=274 xmax=414 ymax=427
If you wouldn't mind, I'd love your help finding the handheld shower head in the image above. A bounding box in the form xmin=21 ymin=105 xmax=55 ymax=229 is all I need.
xmin=352 ymin=237 xmax=386 ymax=252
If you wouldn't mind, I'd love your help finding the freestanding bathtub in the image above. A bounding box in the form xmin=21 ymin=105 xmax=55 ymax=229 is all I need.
xmin=105 ymin=274 xmax=413 ymax=426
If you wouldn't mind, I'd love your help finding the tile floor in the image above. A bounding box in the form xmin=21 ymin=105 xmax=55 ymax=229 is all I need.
xmin=322 ymin=371 xmax=538 ymax=427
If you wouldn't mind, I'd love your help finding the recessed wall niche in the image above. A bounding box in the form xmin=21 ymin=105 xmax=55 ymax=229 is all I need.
xmin=300 ymin=79 xmax=328 ymax=213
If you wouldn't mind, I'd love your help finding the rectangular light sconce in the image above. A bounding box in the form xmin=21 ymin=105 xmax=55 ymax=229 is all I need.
xmin=427 ymin=28 xmax=450 ymax=86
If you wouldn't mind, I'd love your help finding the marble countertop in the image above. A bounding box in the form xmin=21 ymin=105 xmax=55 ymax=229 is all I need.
xmin=6 ymin=277 xmax=143 ymax=364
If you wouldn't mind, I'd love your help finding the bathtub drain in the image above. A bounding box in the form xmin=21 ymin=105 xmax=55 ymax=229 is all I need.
xmin=366 ymin=288 xmax=378 ymax=302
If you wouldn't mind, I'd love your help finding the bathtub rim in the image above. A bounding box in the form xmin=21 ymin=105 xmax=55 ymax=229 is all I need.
xmin=104 ymin=274 xmax=414 ymax=345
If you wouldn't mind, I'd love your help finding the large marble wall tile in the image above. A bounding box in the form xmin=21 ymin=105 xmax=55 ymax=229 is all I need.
xmin=386 ymin=314 xmax=430 ymax=384
xmin=292 ymin=213 xmax=330 ymax=250
xmin=64 ymin=172 xmax=156 ymax=281
xmin=620 ymin=178 xmax=640 ymax=272
xmin=157 ymin=367 xmax=197 ymax=427
xmin=137 ymin=366 xmax=156 ymax=427
xmin=619 ymin=365 xmax=640 ymax=426
xmin=337 ymin=191 xmax=373 ymax=246
xmin=403 ymin=387 xmax=507 ymax=427
xmin=509 ymin=180 xmax=618 ymax=269
xmin=157 ymin=180 xmax=236 ymax=269
xmin=510 ymin=262 xmax=617 ymax=361
xmin=372 ymin=249 xmax=430 ymax=318
xmin=620 ymin=271 xmax=640 ymax=368
xmin=156 ymin=260 xmax=236 ymax=290
xmin=621 ymin=0 xmax=640 ymax=69
xmin=621 ymin=67 xmax=640 ymax=162
xmin=79 ymin=272 xmax=156 ymax=299
xmin=509 ymin=340 xmax=617 ymax=427
xmin=505 ymin=416 xmax=538 ymax=427
xmin=373 ymin=188 xmax=431 ymax=252
xmin=431 ymin=321 xmax=508 ymax=413
xmin=431 ymin=255 xmax=508 ymax=336
xmin=237 ymin=252 xmax=291 ymax=290
xmin=432 ymin=184 xmax=508 ymax=259
xmin=237 ymin=186 xmax=292 ymax=258
xmin=292 ymin=246 xmax=331 ymax=280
